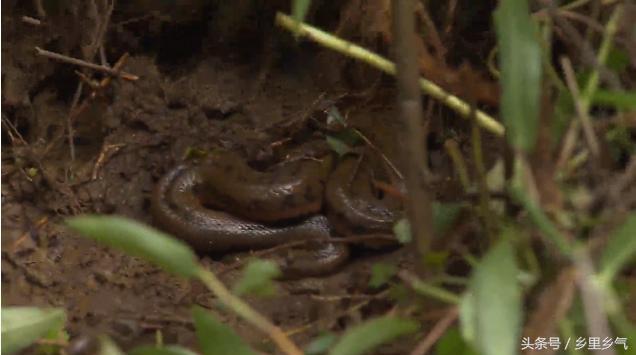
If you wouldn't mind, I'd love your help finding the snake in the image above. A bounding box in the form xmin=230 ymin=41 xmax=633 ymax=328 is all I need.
xmin=151 ymin=149 xmax=403 ymax=277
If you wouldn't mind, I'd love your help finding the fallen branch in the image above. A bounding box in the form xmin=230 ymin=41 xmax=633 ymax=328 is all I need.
xmin=35 ymin=47 xmax=138 ymax=81
xmin=275 ymin=12 xmax=505 ymax=137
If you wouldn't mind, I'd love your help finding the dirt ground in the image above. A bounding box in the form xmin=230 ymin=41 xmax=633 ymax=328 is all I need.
xmin=1 ymin=2 xmax=476 ymax=353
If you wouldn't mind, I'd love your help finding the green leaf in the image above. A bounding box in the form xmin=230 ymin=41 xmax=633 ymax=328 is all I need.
xmin=433 ymin=202 xmax=464 ymax=236
xmin=1 ymin=307 xmax=65 ymax=355
xmin=459 ymin=291 xmax=476 ymax=343
xmin=232 ymin=259 xmax=281 ymax=297
xmin=66 ymin=215 xmax=198 ymax=278
xmin=292 ymin=0 xmax=312 ymax=24
xmin=461 ymin=239 xmax=521 ymax=355
xmin=192 ymin=306 xmax=255 ymax=355
xmin=393 ymin=218 xmax=412 ymax=244
xmin=98 ymin=336 xmax=125 ymax=355
xmin=600 ymin=214 xmax=636 ymax=284
xmin=436 ymin=327 xmax=479 ymax=355
xmin=606 ymin=48 xmax=630 ymax=73
xmin=328 ymin=316 xmax=419 ymax=355
xmin=509 ymin=185 xmax=572 ymax=256
xmin=369 ymin=263 xmax=397 ymax=288
xmin=326 ymin=135 xmax=353 ymax=157
xmin=494 ymin=0 xmax=542 ymax=152
xmin=38 ymin=327 xmax=69 ymax=355
xmin=305 ymin=332 xmax=337 ymax=355
xmin=393 ymin=203 xmax=463 ymax=244
xmin=401 ymin=272 xmax=461 ymax=304
xmin=130 ymin=345 xmax=199 ymax=355
xmin=326 ymin=106 xmax=347 ymax=126
xmin=592 ymin=90 xmax=636 ymax=110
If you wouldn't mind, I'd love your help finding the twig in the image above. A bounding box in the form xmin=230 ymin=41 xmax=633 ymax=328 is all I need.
xmin=579 ymin=3 xmax=623 ymax=110
xmin=92 ymin=143 xmax=125 ymax=180
xmin=87 ymin=0 xmax=116 ymax=61
xmin=21 ymin=16 xmax=42 ymax=26
xmin=353 ymin=128 xmax=403 ymax=180
xmin=9 ymin=217 xmax=49 ymax=252
xmin=275 ymin=12 xmax=504 ymax=137
xmin=409 ymin=306 xmax=459 ymax=355
xmin=444 ymin=139 xmax=471 ymax=192
xmin=196 ymin=268 xmax=303 ymax=355
xmin=556 ymin=117 xmax=581 ymax=173
xmin=471 ymin=113 xmax=496 ymax=241
xmin=35 ymin=47 xmax=138 ymax=80
xmin=560 ymin=56 xmax=600 ymax=157
xmin=69 ymin=53 xmax=132 ymax=119
xmin=415 ymin=2 xmax=446 ymax=61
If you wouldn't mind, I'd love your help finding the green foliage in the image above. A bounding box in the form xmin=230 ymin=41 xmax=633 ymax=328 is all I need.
xmin=606 ymin=125 xmax=636 ymax=161
xmin=232 ymin=259 xmax=281 ymax=297
xmin=305 ymin=332 xmax=337 ymax=355
xmin=325 ymin=106 xmax=347 ymax=126
xmin=369 ymin=263 xmax=397 ymax=288
xmin=99 ymin=336 xmax=126 ymax=355
xmin=600 ymin=214 xmax=636 ymax=284
xmin=592 ymin=90 xmax=636 ymax=110
xmin=38 ymin=327 xmax=69 ymax=355
xmin=436 ymin=327 xmax=479 ymax=355
xmin=606 ymin=48 xmax=630 ymax=73
xmin=326 ymin=135 xmax=354 ymax=157
xmin=433 ymin=202 xmax=465 ymax=236
xmin=393 ymin=202 xmax=464 ymax=245
xmin=1 ymin=307 xmax=66 ymax=355
xmin=292 ymin=0 xmax=312 ymax=24
xmin=393 ymin=218 xmax=412 ymax=244
xmin=66 ymin=215 xmax=199 ymax=278
xmin=509 ymin=186 xmax=572 ymax=256
xmin=130 ymin=345 xmax=199 ymax=355
xmin=326 ymin=129 xmax=362 ymax=157
xmin=494 ymin=0 xmax=542 ymax=152
xmin=460 ymin=239 xmax=521 ymax=355
xmin=403 ymin=274 xmax=461 ymax=304
xmin=192 ymin=307 xmax=255 ymax=355
xmin=328 ymin=316 xmax=419 ymax=355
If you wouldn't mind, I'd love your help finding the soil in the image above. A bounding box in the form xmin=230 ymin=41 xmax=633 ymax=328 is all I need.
xmin=1 ymin=2 xmax=474 ymax=353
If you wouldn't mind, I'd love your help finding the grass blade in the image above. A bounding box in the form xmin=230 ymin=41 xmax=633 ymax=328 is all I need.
xmin=1 ymin=307 xmax=66 ymax=355
xmin=328 ymin=316 xmax=419 ymax=355
xmin=192 ymin=306 xmax=255 ymax=355
xmin=461 ymin=239 xmax=521 ymax=355
xmin=494 ymin=0 xmax=542 ymax=152
xmin=600 ymin=213 xmax=636 ymax=284
xmin=66 ymin=215 xmax=198 ymax=278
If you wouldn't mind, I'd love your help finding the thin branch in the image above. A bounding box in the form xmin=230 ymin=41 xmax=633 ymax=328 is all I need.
xmin=275 ymin=12 xmax=504 ymax=137
xmin=35 ymin=47 xmax=138 ymax=80
xmin=409 ymin=307 xmax=459 ymax=355
xmin=353 ymin=128 xmax=404 ymax=180
xmin=560 ymin=56 xmax=600 ymax=157
xmin=21 ymin=16 xmax=42 ymax=26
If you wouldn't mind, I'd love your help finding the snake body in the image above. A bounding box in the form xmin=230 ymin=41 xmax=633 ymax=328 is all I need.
xmin=151 ymin=152 xmax=402 ymax=277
